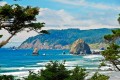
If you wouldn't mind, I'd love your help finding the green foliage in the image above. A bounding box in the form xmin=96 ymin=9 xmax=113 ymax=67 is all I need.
xmin=104 ymin=34 xmax=115 ymax=42
xmin=0 ymin=75 xmax=14 ymax=80
xmin=24 ymin=71 xmax=43 ymax=80
xmin=25 ymin=61 xmax=88 ymax=80
xmin=40 ymin=30 xmax=50 ymax=34
xmin=0 ymin=35 xmax=3 ymax=38
xmin=0 ymin=4 xmax=47 ymax=47
xmin=90 ymin=72 xmax=109 ymax=80
xmin=0 ymin=4 xmax=45 ymax=34
xmin=99 ymin=62 xmax=106 ymax=68
xmin=104 ymin=29 xmax=120 ymax=42
xmin=102 ymin=41 xmax=120 ymax=71
xmin=22 ymin=28 xmax=112 ymax=47
xmin=0 ymin=61 xmax=110 ymax=80
xmin=39 ymin=61 xmax=70 ymax=80
xmin=118 ymin=14 xmax=120 ymax=24
xmin=102 ymin=43 xmax=120 ymax=61
xmin=65 ymin=66 xmax=87 ymax=80
xmin=102 ymin=14 xmax=120 ymax=71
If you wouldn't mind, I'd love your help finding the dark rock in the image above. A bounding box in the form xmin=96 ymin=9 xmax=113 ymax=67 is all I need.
xmin=70 ymin=39 xmax=91 ymax=55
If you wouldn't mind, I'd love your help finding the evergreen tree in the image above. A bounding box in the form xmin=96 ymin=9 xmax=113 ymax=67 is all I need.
xmin=90 ymin=72 xmax=109 ymax=80
xmin=0 ymin=4 xmax=48 ymax=48
xmin=101 ymin=14 xmax=120 ymax=71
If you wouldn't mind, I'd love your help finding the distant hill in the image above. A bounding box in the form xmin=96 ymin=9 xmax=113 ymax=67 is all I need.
xmin=19 ymin=28 xmax=112 ymax=49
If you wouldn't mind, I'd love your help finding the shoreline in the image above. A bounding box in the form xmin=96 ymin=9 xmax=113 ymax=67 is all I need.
xmin=0 ymin=52 xmax=119 ymax=80
xmin=0 ymin=69 xmax=120 ymax=80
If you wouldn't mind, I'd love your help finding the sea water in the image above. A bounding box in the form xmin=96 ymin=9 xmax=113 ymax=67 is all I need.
xmin=0 ymin=48 xmax=103 ymax=75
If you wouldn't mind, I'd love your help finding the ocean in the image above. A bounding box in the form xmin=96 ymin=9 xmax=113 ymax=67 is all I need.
xmin=0 ymin=48 xmax=103 ymax=75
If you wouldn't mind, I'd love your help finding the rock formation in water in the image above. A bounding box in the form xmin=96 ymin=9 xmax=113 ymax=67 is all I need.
xmin=70 ymin=39 xmax=91 ymax=55
xmin=19 ymin=28 xmax=112 ymax=49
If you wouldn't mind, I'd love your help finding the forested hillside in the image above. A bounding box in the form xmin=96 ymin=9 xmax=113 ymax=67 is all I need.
xmin=19 ymin=28 xmax=112 ymax=49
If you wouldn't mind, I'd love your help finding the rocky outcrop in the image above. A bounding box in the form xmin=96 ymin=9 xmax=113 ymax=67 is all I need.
xmin=19 ymin=39 xmax=70 ymax=49
xmin=19 ymin=29 xmax=112 ymax=49
xmin=70 ymin=39 xmax=91 ymax=55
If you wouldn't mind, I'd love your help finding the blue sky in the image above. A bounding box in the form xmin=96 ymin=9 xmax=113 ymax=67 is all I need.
xmin=0 ymin=0 xmax=120 ymax=47
xmin=1 ymin=0 xmax=120 ymax=29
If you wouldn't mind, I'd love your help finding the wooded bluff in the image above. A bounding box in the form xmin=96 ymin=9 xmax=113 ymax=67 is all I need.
xmin=19 ymin=28 xmax=112 ymax=49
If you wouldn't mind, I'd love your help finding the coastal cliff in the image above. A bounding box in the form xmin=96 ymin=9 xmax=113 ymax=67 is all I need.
xmin=19 ymin=28 xmax=112 ymax=49
xmin=19 ymin=39 xmax=69 ymax=49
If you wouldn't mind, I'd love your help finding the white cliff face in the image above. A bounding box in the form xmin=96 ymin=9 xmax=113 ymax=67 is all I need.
xmin=70 ymin=39 xmax=91 ymax=55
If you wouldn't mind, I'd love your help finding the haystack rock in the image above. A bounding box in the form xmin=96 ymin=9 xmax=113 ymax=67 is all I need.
xmin=70 ymin=39 xmax=91 ymax=55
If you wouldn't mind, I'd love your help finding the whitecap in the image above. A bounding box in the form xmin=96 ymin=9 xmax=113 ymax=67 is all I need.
xmin=0 ymin=67 xmax=25 ymax=70
xmin=85 ymin=67 xmax=98 ymax=70
xmin=83 ymin=55 xmax=103 ymax=59
xmin=36 ymin=62 xmax=49 ymax=66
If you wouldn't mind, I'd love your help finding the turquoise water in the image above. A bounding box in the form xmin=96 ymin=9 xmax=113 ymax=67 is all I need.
xmin=0 ymin=48 xmax=103 ymax=74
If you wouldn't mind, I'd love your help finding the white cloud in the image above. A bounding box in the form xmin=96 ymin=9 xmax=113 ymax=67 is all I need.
xmin=0 ymin=7 xmax=119 ymax=45
xmin=37 ymin=8 xmax=119 ymax=30
xmin=53 ymin=0 xmax=120 ymax=10
xmin=38 ymin=8 xmax=95 ymax=29
xmin=0 ymin=1 xmax=7 ymax=6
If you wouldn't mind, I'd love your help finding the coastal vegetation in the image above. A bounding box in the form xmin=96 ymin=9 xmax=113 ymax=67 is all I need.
xmin=0 ymin=4 xmax=48 ymax=48
xmin=0 ymin=61 xmax=109 ymax=80
xmin=23 ymin=61 xmax=109 ymax=80
xmin=101 ymin=15 xmax=120 ymax=71
xmin=0 ymin=75 xmax=14 ymax=80
xmin=0 ymin=1 xmax=119 ymax=80
xmin=90 ymin=72 xmax=109 ymax=80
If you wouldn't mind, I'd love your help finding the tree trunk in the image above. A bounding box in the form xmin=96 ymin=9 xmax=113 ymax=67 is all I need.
xmin=112 ymin=61 xmax=120 ymax=71
xmin=0 ymin=33 xmax=16 ymax=48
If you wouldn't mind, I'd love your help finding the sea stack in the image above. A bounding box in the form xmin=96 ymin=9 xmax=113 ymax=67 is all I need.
xmin=70 ymin=39 xmax=91 ymax=55
xmin=32 ymin=48 xmax=39 ymax=55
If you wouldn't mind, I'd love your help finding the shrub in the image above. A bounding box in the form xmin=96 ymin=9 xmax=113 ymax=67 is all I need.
xmin=90 ymin=72 xmax=109 ymax=80
xmin=99 ymin=61 xmax=106 ymax=68
xmin=40 ymin=61 xmax=71 ymax=80
xmin=0 ymin=75 xmax=14 ymax=80
xmin=24 ymin=71 xmax=43 ymax=80
xmin=24 ymin=61 xmax=110 ymax=80
xmin=25 ymin=61 xmax=87 ymax=80
xmin=65 ymin=66 xmax=88 ymax=80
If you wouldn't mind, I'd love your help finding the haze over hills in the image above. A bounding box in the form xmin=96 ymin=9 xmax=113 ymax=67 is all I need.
xmin=19 ymin=28 xmax=113 ymax=49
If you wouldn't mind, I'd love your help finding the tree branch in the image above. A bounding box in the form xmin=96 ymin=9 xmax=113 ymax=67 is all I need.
xmin=111 ymin=61 xmax=120 ymax=71
xmin=0 ymin=32 xmax=16 ymax=48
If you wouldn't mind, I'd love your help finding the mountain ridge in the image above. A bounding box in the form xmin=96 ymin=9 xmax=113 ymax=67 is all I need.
xmin=19 ymin=28 xmax=113 ymax=49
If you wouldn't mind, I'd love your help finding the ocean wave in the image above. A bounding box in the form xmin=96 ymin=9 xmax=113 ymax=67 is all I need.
xmin=83 ymin=55 xmax=103 ymax=59
xmin=85 ymin=67 xmax=98 ymax=70
xmin=36 ymin=62 xmax=49 ymax=66
xmin=0 ymin=67 xmax=25 ymax=70
xmin=64 ymin=60 xmax=85 ymax=66
xmin=0 ymin=67 xmax=45 ymax=71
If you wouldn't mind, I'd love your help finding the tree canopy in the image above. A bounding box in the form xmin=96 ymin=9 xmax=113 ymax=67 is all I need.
xmin=101 ymin=14 xmax=120 ymax=71
xmin=0 ymin=4 xmax=48 ymax=48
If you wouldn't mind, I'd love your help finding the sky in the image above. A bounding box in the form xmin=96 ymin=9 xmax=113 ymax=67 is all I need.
xmin=0 ymin=0 xmax=120 ymax=47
